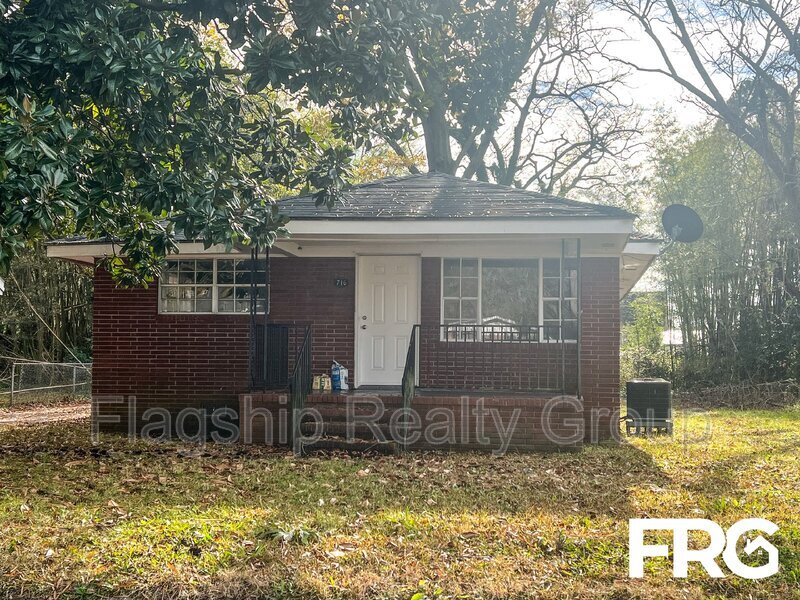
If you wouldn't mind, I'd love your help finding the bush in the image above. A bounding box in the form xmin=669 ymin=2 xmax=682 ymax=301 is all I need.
xmin=621 ymin=294 xmax=676 ymax=388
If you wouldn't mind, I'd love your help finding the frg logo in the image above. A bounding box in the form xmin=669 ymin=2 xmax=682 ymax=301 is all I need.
xmin=629 ymin=518 xmax=779 ymax=580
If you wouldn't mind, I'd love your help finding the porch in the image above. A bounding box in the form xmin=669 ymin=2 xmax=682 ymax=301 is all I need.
xmin=241 ymin=236 xmax=587 ymax=453
xmin=243 ymin=321 xmax=581 ymax=454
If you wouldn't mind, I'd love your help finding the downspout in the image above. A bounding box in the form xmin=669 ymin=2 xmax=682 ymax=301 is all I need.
xmin=560 ymin=238 xmax=582 ymax=399
xmin=561 ymin=239 xmax=566 ymax=395
xmin=264 ymin=245 xmax=271 ymax=317
xmin=261 ymin=246 xmax=271 ymax=390
xmin=249 ymin=246 xmax=259 ymax=390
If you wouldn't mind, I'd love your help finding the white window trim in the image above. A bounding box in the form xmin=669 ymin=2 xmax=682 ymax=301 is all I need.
xmin=158 ymin=258 xmax=266 ymax=315
xmin=439 ymin=257 xmax=577 ymax=342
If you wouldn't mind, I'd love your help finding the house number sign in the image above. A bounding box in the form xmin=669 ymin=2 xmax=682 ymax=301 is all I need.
xmin=335 ymin=278 xmax=349 ymax=288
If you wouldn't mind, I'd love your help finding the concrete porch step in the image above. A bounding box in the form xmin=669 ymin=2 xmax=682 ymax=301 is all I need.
xmin=303 ymin=406 xmax=398 ymax=424
xmin=299 ymin=420 xmax=395 ymax=440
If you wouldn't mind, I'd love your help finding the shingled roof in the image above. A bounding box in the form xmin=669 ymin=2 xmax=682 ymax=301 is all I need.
xmin=46 ymin=172 xmax=636 ymax=248
xmin=280 ymin=172 xmax=634 ymax=220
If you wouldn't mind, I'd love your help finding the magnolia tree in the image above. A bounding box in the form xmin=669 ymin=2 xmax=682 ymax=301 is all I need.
xmin=0 ymin=0 xmax=352 ymax=283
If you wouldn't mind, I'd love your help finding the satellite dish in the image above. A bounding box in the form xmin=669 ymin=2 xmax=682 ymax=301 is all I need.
xmin=662 ymin=204 xmax=703 ymax=243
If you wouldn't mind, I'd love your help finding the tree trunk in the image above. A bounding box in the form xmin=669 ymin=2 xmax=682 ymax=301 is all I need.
xmin=422 ymin=102 xmax=454 ymax=174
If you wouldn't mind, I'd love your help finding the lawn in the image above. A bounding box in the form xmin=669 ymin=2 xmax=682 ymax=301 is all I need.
xmin=0 ymin=407 xmax=798 ymax=599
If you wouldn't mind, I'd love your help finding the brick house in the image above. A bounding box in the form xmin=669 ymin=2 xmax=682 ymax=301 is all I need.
xmin=47 ymin=173 xmax=659 ymax=453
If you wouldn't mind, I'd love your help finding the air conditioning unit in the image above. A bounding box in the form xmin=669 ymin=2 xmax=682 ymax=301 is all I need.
xmin=625 ymin=378 xmax=672 ymax=435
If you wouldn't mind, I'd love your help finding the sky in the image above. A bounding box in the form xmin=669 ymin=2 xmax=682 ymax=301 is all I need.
xmin=594 ymin=5 xmax=730 ymax=128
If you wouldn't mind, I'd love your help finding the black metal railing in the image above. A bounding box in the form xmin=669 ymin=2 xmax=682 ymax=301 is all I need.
xmin=400 ymin=325 xmax=418 ymax=451
xmin=416 ymin=323 xmax=578 ymax=393
xmin=251 ymin=323 xmax=310 ymax=390
xmin=290 ymin=326 xmax=313 ymax=455
xmin=439 ymin=323 xmax=575 ymax=343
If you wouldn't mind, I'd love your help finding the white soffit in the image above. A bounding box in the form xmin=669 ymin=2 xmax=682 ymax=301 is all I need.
xmin=620 ymin=241 xmax=661 ymax=299
xmin=45 ymin=242 xmax=231 ymax=264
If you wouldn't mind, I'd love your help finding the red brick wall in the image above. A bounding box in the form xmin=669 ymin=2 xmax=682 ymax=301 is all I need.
xmin=93 ymin=254 xmax=618 ymax=441
xmin=269 ymin=257 xmax=355 ymax=377
xmin=92 ymin=257 xmax=355 ymax=433
xmin=92 ymin=267 xmax=250 ymax=433
xmin=579 ymin=257 xmax=621 ymax=441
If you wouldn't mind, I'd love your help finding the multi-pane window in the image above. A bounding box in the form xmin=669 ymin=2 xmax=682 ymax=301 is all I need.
xmin=159 ymin=259 xmax=266 ymax=314
xmin=160 ymin=260 xmax=214 ymax=313
xmin=481 ymin=259 xmax=539 ymax=328
xmin=442 ymin=258 xmax=479 ymax=324
xmin=542 ymin=258 xmax=578 ymax=341
xmin=441 ymin=257 xmax=576 ymax=341
xmin=216 ymin=259 xmax=266 ymax=313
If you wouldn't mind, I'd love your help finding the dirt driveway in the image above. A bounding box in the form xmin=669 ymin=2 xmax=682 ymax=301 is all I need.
xmin=0 ymin=401 xmax=90 ymax=426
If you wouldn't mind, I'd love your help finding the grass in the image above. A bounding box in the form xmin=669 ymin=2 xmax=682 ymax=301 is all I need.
xmin=0 ymin=407 xmax=799 ymax=599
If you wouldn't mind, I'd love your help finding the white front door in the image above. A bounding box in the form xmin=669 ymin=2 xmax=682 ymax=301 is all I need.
xmin=356 ymin=255 xmax=420 ymax=387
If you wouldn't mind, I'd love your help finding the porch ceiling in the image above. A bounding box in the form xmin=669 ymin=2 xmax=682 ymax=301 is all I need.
xmin=274 ymin=232 xmax=633 ymax=259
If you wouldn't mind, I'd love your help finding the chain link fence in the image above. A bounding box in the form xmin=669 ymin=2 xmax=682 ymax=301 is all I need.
xmin=0 ymin=361 xmax=92 ymax=407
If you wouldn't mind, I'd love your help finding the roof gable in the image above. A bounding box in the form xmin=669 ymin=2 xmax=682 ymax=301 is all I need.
xmin=280 ymin=172 xmax=634 ymax=220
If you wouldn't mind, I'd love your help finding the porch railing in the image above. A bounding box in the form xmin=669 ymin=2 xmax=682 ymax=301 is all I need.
xmin=400 ymin=324 xmax=418 ymax=451
xmin=414 ymin=323 xmax=578 ymax=393
xmin=251 ymin=323 xmax=310 ymax=390
xmin=290 ymin=326 xmax=313 ymax=455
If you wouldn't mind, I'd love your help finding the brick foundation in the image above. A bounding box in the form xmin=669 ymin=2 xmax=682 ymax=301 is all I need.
xmin=240 ymin=392 xmax=584 ymax=452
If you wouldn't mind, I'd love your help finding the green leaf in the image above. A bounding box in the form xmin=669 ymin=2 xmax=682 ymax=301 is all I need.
xmin=36 ymin=139 xmax=57 ymax=160
xmin=4 ymin=139 xmax=24 ymax=160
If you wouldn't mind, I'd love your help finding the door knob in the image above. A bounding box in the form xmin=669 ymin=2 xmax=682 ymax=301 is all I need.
xmin=361 ymin=324 xmax=367 ymax=329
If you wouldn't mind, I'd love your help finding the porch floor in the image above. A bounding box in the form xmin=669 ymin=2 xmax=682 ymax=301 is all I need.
xmin=249 ymin=386 xmax=574 ymax=398
xmin=307 ymin=387 xmax=572 ymax=399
